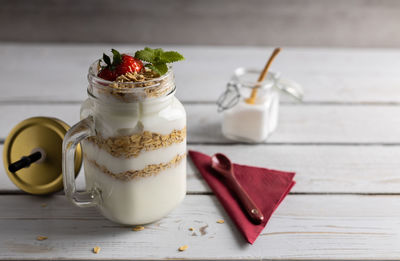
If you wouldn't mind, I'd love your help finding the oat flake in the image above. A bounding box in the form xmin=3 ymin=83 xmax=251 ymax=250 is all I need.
xmin=93 ymin=246 xmax=101 ymax=254
xmin=132 ymin=226 xmax=145 ymax=231
xmin=178 ymin=245 xmax=188 ymax=251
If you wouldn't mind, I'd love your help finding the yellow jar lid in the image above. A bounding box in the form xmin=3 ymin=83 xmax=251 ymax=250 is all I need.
xmin=3 ymin=117 xmax=82 ymax=195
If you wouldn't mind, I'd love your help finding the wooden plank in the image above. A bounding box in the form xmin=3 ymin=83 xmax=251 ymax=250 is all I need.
xmin=1 ymin=44 xmax=400 ymax=103
xmin=0 ymin=104 xmax=81 ymax=140
xmin=1 ymin=194 xmax=400 ymax=260
xmin=186 ymin=144 xmax=400 ymax=194
xmin=2 ymin=144 xmax=400 ymax=194
xmin=188 ymin=104 xmax=400 ymax=144
xmin=1 ymin=103 xmax=400 ymax=194
xmin=2 ymin=0 xmax=400 ymax=48
xmin=1 ymin=103 xmax=400 ymax=144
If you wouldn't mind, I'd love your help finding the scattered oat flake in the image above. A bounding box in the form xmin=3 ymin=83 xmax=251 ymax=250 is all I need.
xmin=132 ymin=226 xmax=145 ymax=231
xmin=36 ymin=236 xmax=48 ymax=241
xmin=189 ymin=227 xmax=194 ymax=231
xmin=41 ymin=203 xmax=47 ymax=207
xmin=178 ymin=245 xmax=188 ymax=251
xmin=93 ymin=246 xmax=101 ymax=254
xmin=217 ymin=219 xmax=225 ymax=224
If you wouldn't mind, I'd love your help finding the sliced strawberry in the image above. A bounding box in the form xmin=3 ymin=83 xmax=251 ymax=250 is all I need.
xmin=115 ymin=54 xmax=143 ymax=76
xmin=98 ymin=67 xmax=117 ymax=81
xmin=97 ymin=50 xmax=144 ymax=81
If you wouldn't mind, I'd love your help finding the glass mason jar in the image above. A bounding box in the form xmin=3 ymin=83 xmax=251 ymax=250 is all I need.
xmin=62 ymin=61 xmax=187 ymax=225
xmin=217 ymin=67 xmax=303 ymax=143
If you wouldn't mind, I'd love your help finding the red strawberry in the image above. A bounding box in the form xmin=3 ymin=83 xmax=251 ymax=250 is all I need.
xmin=97 ymin=49 xmax=143 ymax=81
xmin=115 ymin=54 xmax=143 ymax=76
xmin=98 ymin=67 xmax=117 ymax=81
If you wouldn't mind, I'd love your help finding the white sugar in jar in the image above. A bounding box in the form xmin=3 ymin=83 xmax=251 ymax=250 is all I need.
xmin=218 ymin=67 xmax=303 ymax=143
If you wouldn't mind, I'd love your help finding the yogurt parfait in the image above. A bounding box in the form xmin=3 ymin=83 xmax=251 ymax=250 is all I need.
xmin=62 ymin=47 xmax=187 ymax=225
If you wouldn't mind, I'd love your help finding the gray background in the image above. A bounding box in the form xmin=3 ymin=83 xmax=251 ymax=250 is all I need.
xmin=1 ymin=0 xmax=400 ymax=47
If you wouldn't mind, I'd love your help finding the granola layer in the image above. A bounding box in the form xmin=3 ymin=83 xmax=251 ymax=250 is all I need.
xmin=110 ymin=70 xmax=172 ymax=98
xmin=86 ymin=127 xmax=186 ymax=158
xmin=85 ymin=153 xmax=186 ymax=181
xmin=94 ymin=66 xmax=174 ymax=101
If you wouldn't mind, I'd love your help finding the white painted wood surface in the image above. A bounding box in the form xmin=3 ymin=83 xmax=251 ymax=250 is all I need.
xmin=1 ymin=103 xmax=400 ymax=144
xmin=1 ymin=44 xmax=400 ymax=103
xmin=2 ymin=144 xmax=400 ymax=194
xmin=1 ymin=44 xmax=400 ymax=260
xmin=2 ymin=195 xmax=400 ymax=260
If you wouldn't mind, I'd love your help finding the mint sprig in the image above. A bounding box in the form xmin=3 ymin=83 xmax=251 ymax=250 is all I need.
xmin=134 ymin=47 xmax=184 ymax=75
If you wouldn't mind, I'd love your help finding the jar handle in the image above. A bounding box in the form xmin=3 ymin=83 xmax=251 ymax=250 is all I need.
xmin=62 ymin=116 xmax=100 ymax=207
xmin=275 ymin=77 xmax=304 ymax=101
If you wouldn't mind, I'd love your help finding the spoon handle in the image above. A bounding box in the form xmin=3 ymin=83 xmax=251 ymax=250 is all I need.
xmin=226 ymin=176 xmax=264 ymax=224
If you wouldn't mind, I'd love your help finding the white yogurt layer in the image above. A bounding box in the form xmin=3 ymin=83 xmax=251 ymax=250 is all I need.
xmin=83 ymin=140 xmax=186 ymax=173
xmin=90 ymin=96 xmax=186 ymax=138
xmin=84 ymin=157 xmax=186 ymax=225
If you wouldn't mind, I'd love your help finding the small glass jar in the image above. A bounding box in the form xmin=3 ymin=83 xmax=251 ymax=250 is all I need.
xmin=63 ymin=60 xmax=186 ymax=225
xmin=218 ymin=67 xmax=303 ymax=143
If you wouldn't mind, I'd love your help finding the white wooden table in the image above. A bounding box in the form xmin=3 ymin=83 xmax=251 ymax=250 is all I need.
xmin=1 ymin=44 xmax=400 ymax=260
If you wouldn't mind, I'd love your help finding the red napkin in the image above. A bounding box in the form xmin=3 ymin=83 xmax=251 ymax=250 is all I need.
xmin=188 ymin=150 xmax=295 ymax=244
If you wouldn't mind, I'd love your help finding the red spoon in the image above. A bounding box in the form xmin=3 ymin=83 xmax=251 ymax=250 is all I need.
xmin=211 ymin=153 xmax=264 ymax=224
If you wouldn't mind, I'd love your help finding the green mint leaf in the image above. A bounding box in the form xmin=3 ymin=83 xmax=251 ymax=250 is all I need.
xmin=103 ymin=53 xmax=111 ymax=66
xmin=144 ymin=47 xmax=156 ymax=54
xmin=153 ymin=63 xmax=168 ymax=75
xmin=135 ymin=49 xmax=155 ymax=63
xmin=154 ymin=48 xmax=164 ymax=57
xmin=111 ymin=49 xmax=122 ymax=65
xmin=161 ymin=51 xmax=185 ymax=63
xmin=152 ymin=48 xmax=164 ymax=64
xmin=137 ymin=47 xmax=184 ymax=75
xmin=153 ymin=56 xmax=161 ymax=64
xmin=145 ymin=63 xmax=167 ymax=75
xmin=145 ymin=64 xmax=159 ymax=75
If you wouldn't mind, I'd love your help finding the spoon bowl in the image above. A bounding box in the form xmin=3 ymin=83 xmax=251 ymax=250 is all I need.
xmin=211 ymin=153 xmax=233 ymax=177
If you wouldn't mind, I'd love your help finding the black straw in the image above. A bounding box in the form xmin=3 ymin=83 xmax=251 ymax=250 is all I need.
xmin=8 ymin=151 xmax=42 ymax=173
